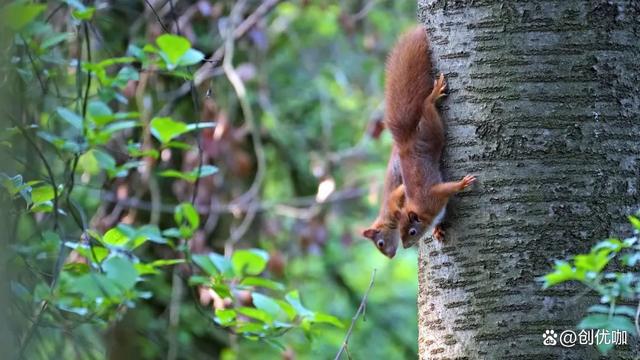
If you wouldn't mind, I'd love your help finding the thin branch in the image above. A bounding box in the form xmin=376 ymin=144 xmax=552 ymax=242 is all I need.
xmin=334 ymin=269 xmax=377 ymax=360
xmin=19 ymin=34 xmax=47 ymax=95
xmin=193 ymin=0 xmax=281 ymax=86
xmin=222 ymin=0 xmax=267 ymax=253
xmin=98 ymin=185 xmax=367 ymax=216
xmin=8 ymin=116 xmax=59 ymax=228
xmin=143 ymin=0 xmax=170 ymax=33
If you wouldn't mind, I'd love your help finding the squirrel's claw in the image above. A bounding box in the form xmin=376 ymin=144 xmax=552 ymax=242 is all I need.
xmin=432 ymin=225 xmax=445 ymax=242
xmin=433 ymin=73 xmax=447 ymax=101
xmin=459 ymin=174 xmax=477 ymax=189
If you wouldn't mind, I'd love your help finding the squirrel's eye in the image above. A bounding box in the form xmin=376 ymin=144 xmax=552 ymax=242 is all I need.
xmin=377 ymin=240 xmax=384 ymax=248
xmin=409 ymin=228 xmax=417 ymax=236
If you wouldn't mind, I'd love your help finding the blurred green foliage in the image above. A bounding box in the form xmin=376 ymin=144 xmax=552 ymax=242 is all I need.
xmin=1 ymin=0 xmax=419 ymax=359
xmin=543 ymin=212 xmax=640 ymax=355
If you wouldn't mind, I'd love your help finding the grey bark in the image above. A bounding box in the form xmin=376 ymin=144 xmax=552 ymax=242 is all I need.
xmin=417 ymin=1 xmax=640 ymax=359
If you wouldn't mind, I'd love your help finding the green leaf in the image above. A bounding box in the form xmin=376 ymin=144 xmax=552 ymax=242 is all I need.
xmin=78 ymin=150 xmax=99 ymax=175
xmin=574 ymin=250 xmax=610 ymax=273
xmin=156 ymin=34 xmax=191 ymax=64
xmin=177 ymin=48 xmax=204 ymax=66
xmin=149 ymin=259 xmax=184 ymax=267
xmin=127 ymin=143 xmax=159 ymax=159
xmin=240 ymin=277 xmax=285 ymax=291
xmin=612 ymin=306 xmax=637 ymax=318
xmin=629 ymin=215 xmax=640 ymax=231
xmin=102 ymin=227 xmax=129 ymax=247
xmin=312 ymin=312 xmax=343 ymax=328
xmin=103 ymin=256 xmax=139 ymax=290
xmin=41 ymin=33 xmax=71 ymax=49
xmin=72 ymin=7 xmax=95 ymax=21
xmin=159 ymin=165 xmax=218 ymax=182
xmin=597 ymin=341 xmax=615 ymax=355
xmin=97 ymin=57 xmax=137 ymax=68
xmin=237 ymin=307 xmax=273 ymax=325
xmin=30 ymin=201 xmax=52 ymax=213
xmin=215 ymin=309 xmax=236 ymax=326
xmin=276 ymin=300 xmax=297 ymax=321
xmin=31 ymin=185 xmax=54 ymax=203
xmin=209 ymin=253 xmax=233 ymax=275
xmin=150 ymin=117 xmax=189 ymax=144
xmin=211 ymin=283 xmax=232 ymax=299
xmin=285 ymin=290 xmax=313 ymax=317
xmin=232 ymin=249 xmax=269 ymax=276
xmin=125 ymin=224 xmax=167 ymax=248
xmin=134 ymin=263 xmax=158 ymax=275
xmin=578 ymin=314 xmax=636 ymax=334
xmin=114 ymin=67 xmax=139 ymax=88
xmin=63 ymin=262 xmax=90 ymax=275
xmin=174 ymin=202 xmax=199 ymax=237
xmin=252 ymin=293 xmax=282 ymax=319
xmin=1 ymin=3 xmax=46 ymax=30
xmin=188 ymin=275 xmax=209 ymax=286
xmin=542 ymin=260 xmax=583 ymax=288
xmin=87 ymin=101 xmax=113 ymax=125
xmin=235 ymin=322 xmax=266 ymax=335
xmin=191 ymin=253 xmax=232 ymax=276
xmin=56 ymin=107 xmax=83 ymax=130
xmin=63 ymin=241 xmax=109 ymax=263
xmin=192 ymin=254 xmax=218 ymax=276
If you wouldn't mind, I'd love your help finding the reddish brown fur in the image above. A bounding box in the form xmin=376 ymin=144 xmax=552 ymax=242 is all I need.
xmin=384 ymin=27 xmax=475 ymax=247
xmin=362 ymin=145 xmax=405 ymax=258
xmin=384 ymin=27 xmax=433 ymax=147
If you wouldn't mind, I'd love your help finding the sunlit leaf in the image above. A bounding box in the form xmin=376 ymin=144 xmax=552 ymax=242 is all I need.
xmin=311 ymin=312 xmax=343 ymax=328
xmin=72 ymin=7 xmax=95 ymax=21
xmin=159 ymin=165 xmax=218 ymax=182
xmin=149 ymin=259 xmax=184 ymax=267
xmin=174 ymin=202 xmax=199 ymax=237
xmin=102 ymin=227 xmax=129 ymax=247
xmin=156 ymin=34 xmax=191 ymax=64
xmin=629 ymin=215 xmax=640 ymax=231
xmin=150 ymin=117 xmax=189 ymax=144
xmin=232 ymin=249 xmax=269 ymax=276
xmin=215 ymin=309 xmax=236 ymax=326
xmin=31 ymin=185 xmax=54 ymax=203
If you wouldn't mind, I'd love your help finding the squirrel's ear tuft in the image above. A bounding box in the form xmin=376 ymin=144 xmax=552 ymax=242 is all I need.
xmin=362 ymin=228 xmax=376 ymax=239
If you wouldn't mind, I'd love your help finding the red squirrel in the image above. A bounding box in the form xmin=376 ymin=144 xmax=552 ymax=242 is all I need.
xmin=383 ymin=26 xmax=476 ymax=247
xmin=362 ymin=145 xmax=405 ymax=258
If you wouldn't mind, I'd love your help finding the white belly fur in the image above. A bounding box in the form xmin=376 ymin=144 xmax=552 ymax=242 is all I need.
xmin=428 ymin=207 xmax=446 ymax=232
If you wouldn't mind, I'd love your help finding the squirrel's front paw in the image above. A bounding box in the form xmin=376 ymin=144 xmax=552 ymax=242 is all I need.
xmin=459 ymin=174 xmax=476 ymax=190
xmin=432 ymin=73 xmax=447 ymax=101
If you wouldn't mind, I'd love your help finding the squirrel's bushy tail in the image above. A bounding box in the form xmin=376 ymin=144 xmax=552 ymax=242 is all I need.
xmin=384 ymin=26 xmax=432 ymax=145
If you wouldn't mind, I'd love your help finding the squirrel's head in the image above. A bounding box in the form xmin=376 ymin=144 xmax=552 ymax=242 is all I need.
xmin=398 ymin=210 xmax=430 ymax=248
xmin=362 ymin=223 xmax=400 ymax=258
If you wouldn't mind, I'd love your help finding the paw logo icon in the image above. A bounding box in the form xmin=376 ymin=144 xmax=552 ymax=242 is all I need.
xmin=543 ymin=330 xmax=558 ymax=346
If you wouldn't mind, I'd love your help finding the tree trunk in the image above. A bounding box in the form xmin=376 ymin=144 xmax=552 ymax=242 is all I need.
xmin=417 ymin=1 xmax=640 ymax=358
